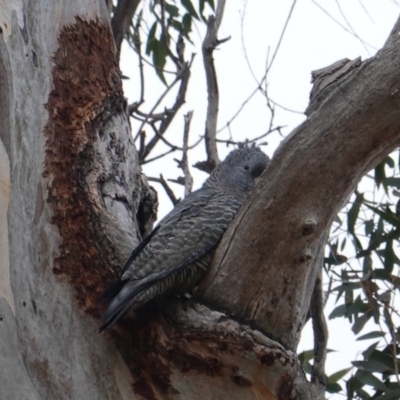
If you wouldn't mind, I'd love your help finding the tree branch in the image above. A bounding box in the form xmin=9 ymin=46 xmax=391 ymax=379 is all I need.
xmin=173 ymin=111 xmax=194 ymax=196
xmin=310 ymin=268 xmax=328 ymax=386
xmin=148 ymin=175 xmax=180 ymax=206
xmin=111 ymin=0 xmax=140 ymax=57
xmin=198 ymin=15 xmax=400 ymax=351
xmin=198 ymin=0 xmax=228 ymax=173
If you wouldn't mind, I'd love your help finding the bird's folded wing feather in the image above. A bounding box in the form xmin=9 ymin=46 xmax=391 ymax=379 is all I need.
xmin=122 ymin=187 xmax=242 ymax=282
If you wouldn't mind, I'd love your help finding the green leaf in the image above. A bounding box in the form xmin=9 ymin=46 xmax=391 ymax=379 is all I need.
xmin=368 ymin=349 xmax=396 ymax=371
xmin=182 ymin=13 xmax=192 ymax=37
xmin=298 ymin=349 xmax=314 ymax=363
xmin=362 ymin=341 xmax=380 ymax=359
xmin=324 ymin=253 xmax=347 ymax=266
xmin=352 ymin=360 xmax=390 ymax=373
xmin=385 ymin=177 xmax=400 ymax=188
xmin=181 ymin=0 xmax=199 ymax=19
xmin=199 ymin=0 xmax=215 ymax=21
xmin=357 ymin=331 xmax=385 ymax=341
xmin=348 ymin=193 xmax=363 ymax=235
xmin=384 ymin=239 xmax=395 ymax=274
xmin=364 ymin=203 xmax=400 ymax=228
xmin=328 ymin=367 xmax=352 ymax=383
xmin=377 ymin=290 xmax=391 ymax=303
xmin=365 ymin=219 xmax=374 ymax=235
xmin=170 ymin=19 xmax=183 ymax=33
xmin=355 ymin=370 xmax=388 ymax=391
xmin=146 ymin=22 xmax=158 ymax=55
xmin=152 ymin=40 xmax=167 ymax=85
xmin=165 ymin=3 xmax=180 ymax=17
xmin=332 ymin=282 xmax=361 ymax=293
xmin=352 ymin=313 xmax=371 ymax=335
xmin=326 ymin=382 xmax=342 ymax=393
xmin=374 ymin=389 xmax=400 ymax=400
xmin=375 ymin=157 xmax=392 ymax=191
xmin=329 ymin=304 xmax=348 ymax=319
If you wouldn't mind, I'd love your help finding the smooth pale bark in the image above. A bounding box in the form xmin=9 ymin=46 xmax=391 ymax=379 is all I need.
xmin=0 ymin=1 xmax=142 ymax=399
xmin=1 ymin=1 xmax=400 ymax=400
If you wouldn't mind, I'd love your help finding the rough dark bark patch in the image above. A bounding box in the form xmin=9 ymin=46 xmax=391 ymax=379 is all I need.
xmin=43 ymin=17 xmax=125 ymax=316
xmin=103 ymin=300 xmax=301 ymax=400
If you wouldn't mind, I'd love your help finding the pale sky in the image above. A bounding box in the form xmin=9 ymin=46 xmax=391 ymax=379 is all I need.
xmin=120 ymin=1 xmax=400 ymax=397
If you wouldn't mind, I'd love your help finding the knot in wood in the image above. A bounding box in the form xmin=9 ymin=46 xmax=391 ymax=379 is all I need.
xmin=301 ymin=220 xmax=317 ymax=236
xmin=298 ymin=253 xmax=313 ymax=264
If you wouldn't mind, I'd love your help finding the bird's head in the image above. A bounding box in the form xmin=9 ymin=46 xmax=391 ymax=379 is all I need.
xmin=205 ymin=144 xmax=269 ymax=197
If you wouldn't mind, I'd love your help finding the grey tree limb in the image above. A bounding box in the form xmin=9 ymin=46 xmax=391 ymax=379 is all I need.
xmin=197 ymin=0 xmax=229 ymax=173
xmin=198 ymin=15 xmax=400 ymax=353
xmin=111 ymin=0 xmax=140 ymax=56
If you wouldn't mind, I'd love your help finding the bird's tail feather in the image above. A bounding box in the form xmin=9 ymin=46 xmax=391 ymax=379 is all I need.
xmin=98 ymin=280 xmax=127 ymax=305
xmin=99 ymin=280 xmax=146 ymax=332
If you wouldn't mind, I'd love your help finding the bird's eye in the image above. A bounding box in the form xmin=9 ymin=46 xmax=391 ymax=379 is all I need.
xmin=244 ymin=165 xmax=250 ymax=170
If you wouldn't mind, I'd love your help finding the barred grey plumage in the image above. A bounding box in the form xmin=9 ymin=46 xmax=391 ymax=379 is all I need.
xmin=99 ymin=145 xmax=269 ymax=331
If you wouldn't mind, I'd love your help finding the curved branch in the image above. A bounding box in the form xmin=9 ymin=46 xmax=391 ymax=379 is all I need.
xmin=198 ymin=15 xmax=400 ymax=351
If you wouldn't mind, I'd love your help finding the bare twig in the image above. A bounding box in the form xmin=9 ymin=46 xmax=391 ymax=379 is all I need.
xmin=216 ymin=126 xmax=283 ymax=146
xmin=179 ymin=111 xmax=194 ymax=196
xmin=266 ymin=0 xmax=298 ymax=74
xmin=357 ymin=0 xmax=374 ymax=23
xmin=217 ymin=86 xmax=260 ymax=133
xmin=334 ymin=0 xmax=371 ymax=55
xmin=134 ymin=55 xmax=193 ymax=142
xmin=132 ymin=15 xmax=145 ymax=109
xmin=218 ymin=0 xmax=299 ymax=136
xmin=139 ymin=55 xmax=195 ymax=161
xmin=127 ymin=41 xmax=177 ymax=74
xmin=141 ymin=148 xmax=177 ymax=165
xmin=310 ymin=269 xmax=328 ymax=386
xmin=239 ymin=0 xmax=258 ymax=85
xmin=200 ymin=0 xmax=228 ymax=173
xmin=148 ymin=175 xmax=180 ymax=206
xmin=312 ymin=0 xmax=375 ymax=50
xmin=111 ymin=0 xmax=140 ymax=57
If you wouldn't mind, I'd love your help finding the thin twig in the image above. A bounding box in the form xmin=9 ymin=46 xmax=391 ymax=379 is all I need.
xmin=140 ymin=55 xmax=195 ymax=160
xmin=127 ymin=41 xmax=176 ymax=74
xmin=216 ymin=126 xmax=283 ymax=146
xmin=310 ymin=269 xmax=328 ymax=386
xmin=180 ymin=111 xmax=194 ymax=196
xmin=266 ymin=0 xmax=298 ymax=74
xmin=200 ymin=0 xmax=228 ymax=172
xmin=239 ymin=0 xmax=258 ymax=85
xmin=133 ymin=15 xmax=145 ymax=108
xmin=217 ymin=86 xmax=260 ymax=133
xmin=134 ymin=61 xmax=189 ymax=141
xmin=312 ymin=0 xmax=375 ymax=50
xmin=148 ymin=175 xmax=180 ymax=206
xmin=218 ymin=0 xmax=299 ymax=136
xmin=141 ymin=148 xmax=176 ymax=165
xmin=334 ymin=0 xmax=371 ymax=55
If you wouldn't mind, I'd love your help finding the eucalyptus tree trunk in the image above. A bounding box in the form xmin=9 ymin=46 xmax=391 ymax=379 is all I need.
xmin=1 ymin=1 xmax=400 ymax=399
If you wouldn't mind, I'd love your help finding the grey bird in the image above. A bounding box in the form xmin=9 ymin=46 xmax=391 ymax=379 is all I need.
xmin=99 ymin=145 xmax=269 ymax=331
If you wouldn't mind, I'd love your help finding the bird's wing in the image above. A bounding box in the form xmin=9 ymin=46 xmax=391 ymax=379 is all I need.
xmin=100 ymin=188 xmax=241 ymax=331
xmin=122 ymin=187 xmax=241 ymax=281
